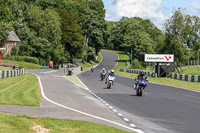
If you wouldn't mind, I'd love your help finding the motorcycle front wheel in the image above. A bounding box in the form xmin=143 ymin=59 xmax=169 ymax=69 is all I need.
xmin=136 ymin=87 xmax=143 ymax=96
xmin=107 ymin=82 xmax=111 ymax=89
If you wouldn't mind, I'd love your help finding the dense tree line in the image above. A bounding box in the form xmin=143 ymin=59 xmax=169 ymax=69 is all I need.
xmin=105 ymin=17 xmax=165 ymax=61
xmin=162 ymin=8 xmax=200 ymax=64
xmin=0 ymin=0 xmax=106 ymax=64
xmin=106 ymin=9 xmax=200 ymax=67
xmin=1 ymin=0 xmax=199 ymax=67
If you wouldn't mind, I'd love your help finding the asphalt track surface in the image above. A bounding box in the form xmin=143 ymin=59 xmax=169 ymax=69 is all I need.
xmin=78 ymin=51 xmax=200 ymax=133
xmin=0 ymin=68 xmax=135 ymax=132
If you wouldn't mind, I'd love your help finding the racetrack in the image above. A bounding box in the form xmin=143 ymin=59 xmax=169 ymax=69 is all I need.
xmin=78 ymin=51 xmax=200 ymax=133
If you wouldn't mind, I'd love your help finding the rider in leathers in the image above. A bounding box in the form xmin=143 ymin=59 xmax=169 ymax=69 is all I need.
xmin=100 ymin=68 xmax=107 ymax=75
xmin=105 ymin=70 xmax=114 ymax=84
xmin=134 ymin=71 xmax=147 ymax=89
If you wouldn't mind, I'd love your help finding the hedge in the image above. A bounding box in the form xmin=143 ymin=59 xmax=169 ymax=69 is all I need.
xmin=2 ymin=56 xmax=39 ymax=64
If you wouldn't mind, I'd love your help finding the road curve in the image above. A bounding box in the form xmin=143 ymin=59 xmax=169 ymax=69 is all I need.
xmin=0 ymin=68 xmax=134 ymax=132
xmin=78 ymin=51 xmax=200 ymax=133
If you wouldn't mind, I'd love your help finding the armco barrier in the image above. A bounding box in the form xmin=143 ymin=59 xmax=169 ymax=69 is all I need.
xmin=0 ymin=68 xmax=25 ymax=79
xmin=171 ymin=73 xmax=200 ymax=82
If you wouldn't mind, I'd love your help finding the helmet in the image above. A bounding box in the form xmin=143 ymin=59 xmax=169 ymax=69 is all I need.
xmin=140 ymin=71 xmax=144 ymax=76
xmin=103 ymin=68 xmax=105 ymax=71
xmin=111 ymin=70 xmax=114 ymax=73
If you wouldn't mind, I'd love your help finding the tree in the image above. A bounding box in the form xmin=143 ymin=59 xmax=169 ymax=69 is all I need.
xmin=71 ymin=0 xmax=106 ymax=56
xmin=28 ymin=5 xmax=64 ymax=64
xmin=163 ymin=8 xmax=200 ymax=62
xmin=0 ymin=21 xmax=12 ymax=46
xmin=79 ymin=9 xmax=105 ymax=54
xmin=109 ymin=17 xmax=156 ymax=55
xmin=57 ymin=9 xmax=84 ymax=61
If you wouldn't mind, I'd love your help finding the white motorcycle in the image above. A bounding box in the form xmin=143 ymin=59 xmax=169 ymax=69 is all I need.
xmin=106 ymin=75 xmax=115 ymax=89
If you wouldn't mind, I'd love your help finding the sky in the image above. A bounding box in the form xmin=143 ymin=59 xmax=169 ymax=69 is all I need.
xmin=102 ymin=0 xmax=200 ymax=30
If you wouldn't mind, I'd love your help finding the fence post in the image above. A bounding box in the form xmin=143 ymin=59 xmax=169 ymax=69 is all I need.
xmin=177 ymin=74 xmax=180 ymax=80
xmin=2 ymin=71 xmax=4 ymax=78
xmin=182 ymin=74 xmax=185 ymax=81
xmin=194 ymin=75 xmax=198 ymax=82
xmin=188 ymin=75 xmax=192 ymax=82
xmin=10 ymin=70 xmax=12 ymax=77
xmin=6 ymin=70 xmax=9 ymax=77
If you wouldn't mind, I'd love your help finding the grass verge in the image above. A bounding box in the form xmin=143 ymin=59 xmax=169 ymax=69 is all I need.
xmin=176 ymin=65 xmax=200 ymax=75
xmin=0 ymin=112 xmax=131 ymax=133
xmin=102 ymin=49 xmax=200 ymax=92
xmin=0 ymin=73 xmax=41 ymax=106
xmin=2 ymin=59 xmax=41 ymax=69
xmin=0 ymin=67 xmax=13 ymax=71
xmin=64 ymin=75 xmax=87 ymax=89
xmin=102 ymin=49 xmax=130 ymax=74
xmin=81 ymin=53 xmax=102 ymax=71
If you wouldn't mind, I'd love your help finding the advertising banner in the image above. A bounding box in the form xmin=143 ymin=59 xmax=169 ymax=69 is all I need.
xmin=145 ymin=54 xmax=174 ymax=62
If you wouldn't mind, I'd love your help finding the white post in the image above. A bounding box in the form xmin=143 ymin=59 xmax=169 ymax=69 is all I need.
xmin=198 ymin=49 xmax=200 ymax=71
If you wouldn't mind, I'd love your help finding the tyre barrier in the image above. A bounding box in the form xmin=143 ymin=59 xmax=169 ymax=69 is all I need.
xmin=0 ymin=68 xmax=25 ymax=79
xmin=119 ymin=68 xmax=156 ymax=77
xmin=171 ymin=73 xmax=200 ymax=82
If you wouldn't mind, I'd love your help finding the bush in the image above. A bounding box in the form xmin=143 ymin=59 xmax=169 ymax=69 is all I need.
xmin=132 ymin=59 xmax=145 ymax=69
xmin=17 ymin=56 xmax=25 ymax=62
xmin=24 ymin=56 xmax=39 ymax=64
xmin=17 ymin=56 xmax=39 ymax=64
xmin=2 ymin=55 xmax=39 ymax=64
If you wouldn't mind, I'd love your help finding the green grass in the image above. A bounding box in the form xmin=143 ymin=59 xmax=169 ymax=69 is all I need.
xmin=103 ymin=49 xmax=200 ymax=92
xmin=176 ymin=65 xmax=200 ymax=75
xmin=2 ymin=59 xmax=41 ymax=69
xmin=0 ymin=113 xmax=34 ymax=133
xmin=0 ymin=112 xmax=131 ymax=133
xmin=102 ymin=49 xmax=130 ymax=74
xmin=81 ymin=53 xmax=102 ymax=71
xmin=0 ymin=67 xmax=13 ymax=71
xmin=39 ymin=117 xmax=131 ymax=133
xmin=64 ymin=75 xmax=86 ymax=89
xmin=0 ymin=73 xmax=41 ymax=106
xmin=148 ymin=77 xmax=200 ymax=91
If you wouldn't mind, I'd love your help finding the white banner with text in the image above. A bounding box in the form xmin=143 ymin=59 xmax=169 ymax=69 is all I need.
xmin=145 ymin=54 xmax=174 ymax=62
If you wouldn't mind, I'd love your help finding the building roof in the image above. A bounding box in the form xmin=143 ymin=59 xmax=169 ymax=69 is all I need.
xmin=6 ymin=31 xmax=21 ymax=42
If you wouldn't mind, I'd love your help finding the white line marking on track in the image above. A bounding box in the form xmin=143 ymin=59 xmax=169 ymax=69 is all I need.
xmin=109 ymin=106 xmax=113 ymax=109
xmin=113 ymin=109 xmax=117 ymax=112
xmin=134 ymin=129 xmax=145 ymax=133
xmin=123 ymin=118 xmax=129 ymax=122
xmin=117 ymin=113 xmax=123 ymax=116
xmin=35 ymin=74 xmax=142 ymax=133
xmin=130 ymin=124 xmax=136 ymax=127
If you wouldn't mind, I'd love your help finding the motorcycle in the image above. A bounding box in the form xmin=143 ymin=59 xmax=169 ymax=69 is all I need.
xmin=91 ymin=67 xmax=94 ymax=72
xmin=106 ymin=75 xmax=115 ymax=89
xmin=135 ymin=78 xmax=147 ymax=96
xmin=100 ymin=72 xmax=106 ymax=81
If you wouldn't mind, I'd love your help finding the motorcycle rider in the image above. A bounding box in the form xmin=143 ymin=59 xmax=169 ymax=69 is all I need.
xmin=105 ymin=70 xmax=115 ymax=84
xmin=134 ymin=71 xmax=147 ymax=90
xmin=91 ymin=67 xmax=94 ymax=72
xmin=100 ymin=68 xmax=107 ymax=75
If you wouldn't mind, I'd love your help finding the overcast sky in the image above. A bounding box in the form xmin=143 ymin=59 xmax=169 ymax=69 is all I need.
xmin=102 ymin=0 xmax=200 ymax=30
